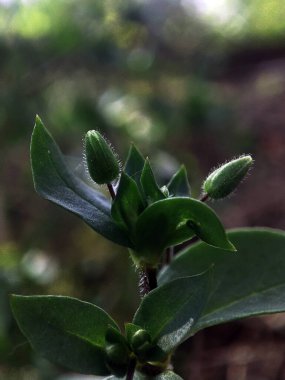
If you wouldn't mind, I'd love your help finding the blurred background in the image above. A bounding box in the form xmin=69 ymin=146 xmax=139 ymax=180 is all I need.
xmin=1 ymin=0 xmax=285 ymax=379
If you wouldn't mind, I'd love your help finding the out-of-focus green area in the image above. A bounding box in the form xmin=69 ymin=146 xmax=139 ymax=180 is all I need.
xmin=1 ymin=0 xmax=285 ymax=379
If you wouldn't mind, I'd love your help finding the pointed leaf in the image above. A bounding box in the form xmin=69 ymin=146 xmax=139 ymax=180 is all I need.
xmin=167 ymin=165 xmax=191 ymax=197
xmin=10 ymin=295 xmax=119 ymax=375
xmin=159 ymin=228 xmax=285 ymax=334
xmin=135 ymin=197 xmax=235 ymax=262
xmin=140 ymin=158 xmax=165 ymax=204
xmin=124 ymin=144 xmax=145 ymax=193
xmin=133 ymin=272 xmax=210 ymax=352
xmin=31 ymin=117 xmax=130 ymax=247
xmin=112 ymin=172 xmax=145 ymax=237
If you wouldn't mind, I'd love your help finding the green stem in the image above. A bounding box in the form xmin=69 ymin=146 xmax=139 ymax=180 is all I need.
xmin=138 ymin=266 xmax=157 ymax=298
xmin=146 ymin=266 xmax=157 ymax=290
xmin=107 ymin=183 xmax=116 ymax=199
xmin=200 ymin=193 xmax=209 ymax=202
xmin=138 ymin=267 xmax=150 ymax=298
xmin=165 ymin=246 xmax=174 ymax=265
xmin=126 ymin=358 xmax=136 ymax=380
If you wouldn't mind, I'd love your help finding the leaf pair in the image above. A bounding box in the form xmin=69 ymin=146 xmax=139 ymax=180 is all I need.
xmin=11 ymin=270 xmax=210 ymax=376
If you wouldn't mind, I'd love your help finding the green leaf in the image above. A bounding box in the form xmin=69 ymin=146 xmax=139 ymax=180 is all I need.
xmin=159 ymin=228 xmax=285 ymax=334
xmin=105 ymin=370 xmax=183 ymax=380
xmin=140 ymin=158 xmax=165 ymax=204
xmin=134 ymin=197 xmax=235 ymax=264
xmin=106 ymin=325 xmax=128 ymax=346
xmin=124 ymin=144 xmax=145 ymax=194
xmin=111 ymin=172 xmax=145 ymax=237
xmin=167 ymin=165 xmax=191 ymax=197
xmin=133 ymin=272 xmax=210 ymax=352
xmin=31 ymin=116 xmax=130 ymax=247
xmin=10 ymin=295 xmax=119 ymax=375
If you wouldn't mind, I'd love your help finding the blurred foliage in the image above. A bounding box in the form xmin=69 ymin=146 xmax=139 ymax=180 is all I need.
xmin=1 ymin=0 xmax=285 ymax=378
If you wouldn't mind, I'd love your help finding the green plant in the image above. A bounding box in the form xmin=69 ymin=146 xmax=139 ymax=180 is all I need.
xmin=10 ymin=116 xmax=285 ymax=380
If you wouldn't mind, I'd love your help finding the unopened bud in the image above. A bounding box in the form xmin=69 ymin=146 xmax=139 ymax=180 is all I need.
xmin=131 ymin=329 xmax=152 ymax=353
xmin=85 ymin=130 xmax=119 ymax=184
xmin=203 ymin=155 xmax=253 ymax=199
xmin=105 ymin=343 xmax=129 ymax=366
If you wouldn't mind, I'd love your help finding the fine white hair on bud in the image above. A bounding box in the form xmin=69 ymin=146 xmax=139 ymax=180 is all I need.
xmin=84 ymin=130 xmax=120 ymax=185
xmin=203 ymin=155 xmax=253 ymax=199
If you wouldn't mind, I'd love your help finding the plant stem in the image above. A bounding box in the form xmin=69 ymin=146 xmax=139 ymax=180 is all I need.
xmin=138 ymin=268 xmax=150 ymax=298
xmin=107 ymin=183 xmax=116 ymax=199
xmin=173 ymin=236 xmax=200 ymax=256
xmin=126 ymin=358 xmax=136 ymax=380
xmin=138 ymin=266 xmax=157 ymax=298
xmin=165 ymin=246 xmax=174 ymax=265
xmin=200 ymin=193 xmax=209 ymax=202
xmin=186 ymin=235 xmax=200 ymax=246
xmin=146 ymin=267 xmax=157 ymax=290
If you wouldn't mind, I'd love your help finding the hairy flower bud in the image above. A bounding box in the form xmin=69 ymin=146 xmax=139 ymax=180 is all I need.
xmin=85 ymin=130 xmax=119 ymax=184
xmin=203 ymin=155 xmax=253 ymax=199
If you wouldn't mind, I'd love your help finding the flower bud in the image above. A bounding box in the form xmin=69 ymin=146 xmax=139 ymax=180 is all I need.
xmin=105 ymin=343 xmax=129 ymax=366
xmin=131 ymin=329 xmax=152 ymax=354
xmin=203 ymin=155 xmax=253 ymax=199
xmin=105 ymin=355 xmax=128 ymax=377
xmin=84 ymin=130 xmax=119 ymax=184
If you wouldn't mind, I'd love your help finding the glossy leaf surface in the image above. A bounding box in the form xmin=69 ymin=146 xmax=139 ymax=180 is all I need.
xmin=159 ymin=228 xmax=285 ymax=334
xmin=31 ymin=117 xmax=130 ymax=247
xmin=167 ymin=165 xmax=191 ymax=197
xmin=135 ymin=197 xmax=235 ymax=260
xmin=133 ymin=272 xmax=210 ymax=352
xmin=11 ymin=295 xmax=119 ymax=375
